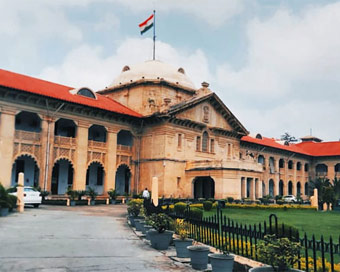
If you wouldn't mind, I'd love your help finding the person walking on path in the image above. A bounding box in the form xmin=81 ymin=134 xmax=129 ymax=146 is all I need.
xmin=142 ymin=187 xmax=150 ymax=199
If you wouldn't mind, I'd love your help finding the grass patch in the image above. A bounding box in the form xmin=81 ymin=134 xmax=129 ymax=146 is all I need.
xmin=205 ymin=207 xmax=340 ymax=241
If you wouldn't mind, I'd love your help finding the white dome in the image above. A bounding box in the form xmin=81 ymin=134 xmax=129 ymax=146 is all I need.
xmin=109 ymin=60 xmax=195 ymax=90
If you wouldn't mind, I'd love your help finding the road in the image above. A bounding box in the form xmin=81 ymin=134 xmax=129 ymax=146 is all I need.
xmin=0 ymin=204 xmax=192 ymax=271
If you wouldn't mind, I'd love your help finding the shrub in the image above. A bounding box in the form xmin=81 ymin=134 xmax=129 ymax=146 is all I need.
xmin=174 ymin=218 xmax=190 ymax=240
xmin=66 ymin=187 xmax=78 ymax=201
xmin=147 ymin=213 xmax=173 ymax=233
xmin=268 ymin=223 xmax=299 ymax=241
xmin=7 ymin=194 xmax=17 ymax=210
xmin=76 ymin=190 xmax=86 ymax=200
xmin=107 ymin=189 xmax=117 ymax=200
xmin=189 ymin=207 xmax=203 ymax=220
xmin=257 ymin=234 xmax=301 ymax=271
xmin=174 ymin=202 xmax=187 ymax=215
xmin=227 ymin=197 xmax=234 ymax=203
xmin=127 ymin=198 xmax=144 ymax=216
xmin=86 ymin=187 xmax=98 ymax=200
xmin=0 ymin=183 xmax=11 ymax=209
xmin=203 ymin=201 xmax=213 ymax=211
xmin=190 ymin=203 xmax=203 ymax=209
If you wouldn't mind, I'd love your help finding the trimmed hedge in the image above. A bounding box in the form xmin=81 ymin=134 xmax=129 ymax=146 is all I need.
xmin=224 ymin=203 xmax=317 ymax=210
xmin=174 ymin=202 xmax=186 ymax=214
xmin=189 ymin=207 xmax=203 ymax=220
xmin=203 ymin=201 xmax=213 ymax=211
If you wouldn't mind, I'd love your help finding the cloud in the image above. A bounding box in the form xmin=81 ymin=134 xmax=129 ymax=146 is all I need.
xmin=38 ymin=38 xmax=212 ymax=91
xmin=215 ymin=2 xmax=340 ymax=140
xmin=111 ymin=0 xmax=245 ymax=27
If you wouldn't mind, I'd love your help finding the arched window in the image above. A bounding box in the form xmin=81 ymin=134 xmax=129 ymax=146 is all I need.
xmin=288 ymin=160 xmax=293 ymax=170
xmin=258 ymin=155 xmax=265 ymax=165
xmin=297 ymin=162 xmax=301 ymax=171
xmin=77 ymin=88 xmax=96 ymax=99
xmin=279 ymin=159 xmax=284 ymax=168
xmin=202 ymin=131 xmax=209 ymax=152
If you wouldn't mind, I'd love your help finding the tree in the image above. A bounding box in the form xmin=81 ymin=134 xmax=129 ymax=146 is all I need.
xmin=280 ymin=132 xmax=298 ymax=143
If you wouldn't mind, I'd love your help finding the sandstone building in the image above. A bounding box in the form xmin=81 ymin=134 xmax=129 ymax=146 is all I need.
xmin=0 ymin=60 xmax=339 ymax=200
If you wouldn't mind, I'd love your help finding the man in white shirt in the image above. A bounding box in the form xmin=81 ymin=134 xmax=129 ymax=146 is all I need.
xmin=142 ymin=187 xmax=150 ymax=199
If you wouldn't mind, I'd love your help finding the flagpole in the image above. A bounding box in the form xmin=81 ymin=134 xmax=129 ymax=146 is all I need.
xmin=153 ymin=10 xmax=156 ymax=60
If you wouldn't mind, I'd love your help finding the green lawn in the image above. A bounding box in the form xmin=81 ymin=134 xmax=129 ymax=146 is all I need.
xmin=205 ymin=208 xmax=340 ymax=242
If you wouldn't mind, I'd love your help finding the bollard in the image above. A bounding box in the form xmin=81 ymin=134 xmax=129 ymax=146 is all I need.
xmin=122 ymin=197 xmax=125 ymax=204
xmin=17 ymin=172 xmax=25 ymax=213
xmin=88 ymin=198 xmax=91 ymax=205
xmin=106 ymin=198 xmax=109 ymax=205
xmin=66 ymin=199 xmax=70 ymax=206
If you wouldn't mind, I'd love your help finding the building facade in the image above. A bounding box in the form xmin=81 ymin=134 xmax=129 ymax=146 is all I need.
xmin=0 ymin=60 xmax=339 ymax=200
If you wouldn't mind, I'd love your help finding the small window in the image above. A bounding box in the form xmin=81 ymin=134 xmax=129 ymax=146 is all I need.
xmin=177 ymin=177 xmax=181 ymax=185
xmin=77 ymin=88 xmax=96 ymax=99
xmin=202 ymin=132 xmax=209 ymax=152
xmin=178 ymin=134 xmax=182 ymax=149
xmin=196 ymin=136 xmax=201 ymax=151
xmin=210 ymin=139 xmax=215 ymax=153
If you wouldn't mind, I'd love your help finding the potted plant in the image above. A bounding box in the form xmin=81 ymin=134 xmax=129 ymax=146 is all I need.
xmin=107 ymin=189 xmax=117 ymax=204
xmin=187 ymin=245 xmax=210 ymax=270
xmin=76 ymin=190 xmax=86 ymax=201
xmin=66 ymin=187 xmax=78 ymax=206
xmin=147 ymin=213 xmax=174 ymax=250
xmin=87 ymin=187 xmax=97 ymax=205
xmin=250 ymin=234 xmax=302 ymax=272
xmin=127 ymin=199 xmax=144 ymax=227
xmin=208 ymin=250 xmax=235 ymax=272
xmin=173 ymin=218 xmax=193 ymax=258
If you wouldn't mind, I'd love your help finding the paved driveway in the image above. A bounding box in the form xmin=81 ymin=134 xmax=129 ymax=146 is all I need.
xmin=0 ymin=205 xmax=191 ymax=272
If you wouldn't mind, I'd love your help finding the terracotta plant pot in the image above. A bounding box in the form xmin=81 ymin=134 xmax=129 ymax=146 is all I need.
xmin=148 ymin=229 xmax=174 ymax=250
xmin=208 ymin=253 xmax=234 ymax=272
xmin=187 ymin=245 xmax=210 ymax=270
xmin=174 ymin=238 xmax=193 ymax=258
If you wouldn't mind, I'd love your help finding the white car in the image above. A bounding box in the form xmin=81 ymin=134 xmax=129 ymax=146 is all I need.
xmin=9 ymin=186 xmax=42 ymax=208
xmin=283 ymin=195 xmax=297 ymax=203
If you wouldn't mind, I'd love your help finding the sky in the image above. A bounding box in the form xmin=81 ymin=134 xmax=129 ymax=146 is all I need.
xmin=1 ymin=0 xmax=340 ymax=141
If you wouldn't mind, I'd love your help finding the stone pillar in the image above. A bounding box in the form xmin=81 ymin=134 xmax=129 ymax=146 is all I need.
xmin=17 ymin=172 xmax=24 ymax=213
xmin=250 ymin=178 xmax=255 ymax=200
xmin=274 ymin=175 xmax=279 ymax=196
xmin=0 ymin=109 xmax=16 ymax=187
xmin=152 ymin=176 xmax=159 ymax=206
xmin=328 ymin=163 xmax=335 ymax=180
xmin=39 ymin=116 xmax=54 ymax=191
xmin=45 ymin=118 xmax=56 ymax=192
xmin=241 ymin=177 xmax=246 ymax=198
xmin=104 ymin=128 xmax=118 ymax=194
xmin=292 ymin=180 xmax=297 ymax=196
xmin=73 ymin=122 xmax=89 ymax=191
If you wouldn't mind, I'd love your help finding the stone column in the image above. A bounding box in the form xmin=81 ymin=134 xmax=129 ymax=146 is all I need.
xmin=0 ymin=109 xmax=16 ymax=187
xmin=274 ymin=175 xmax=280 ymax=196
xmin=73 ymin=122 xmax=89 ymax=191
xmin=328 ymin=163 xmax=335 ymax=181
xmin=250 ymin=178 xmax=255 ymax=200
xmin=39 ymin=115 xmax=54 ymax=191
xmin=104 ymin=128 xmax=118 ymax=194
xmin=45 ymin=118 xmax=56 ymax=192
xmin=241 ymin=177 xmax=246 ymax=198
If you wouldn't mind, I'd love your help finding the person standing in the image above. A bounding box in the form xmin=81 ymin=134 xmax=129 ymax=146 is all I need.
xmin=142 ymin=187 xmax=150 ymax=199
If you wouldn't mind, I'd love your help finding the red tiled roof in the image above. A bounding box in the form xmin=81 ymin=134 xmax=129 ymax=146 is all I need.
xmin=241 ymin=136 xmax=312 ymax=155
xmin=0 ymin=69 xmax=142 ymax=118
xmin=241 ymin=136 xmax=340 ymax=157
xmin=295 ymin=141 xmax=340 ymax=157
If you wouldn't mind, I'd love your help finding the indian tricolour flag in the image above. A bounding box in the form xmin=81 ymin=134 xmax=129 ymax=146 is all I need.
xmin=139 ymin=14 xmax=154 ymax=35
